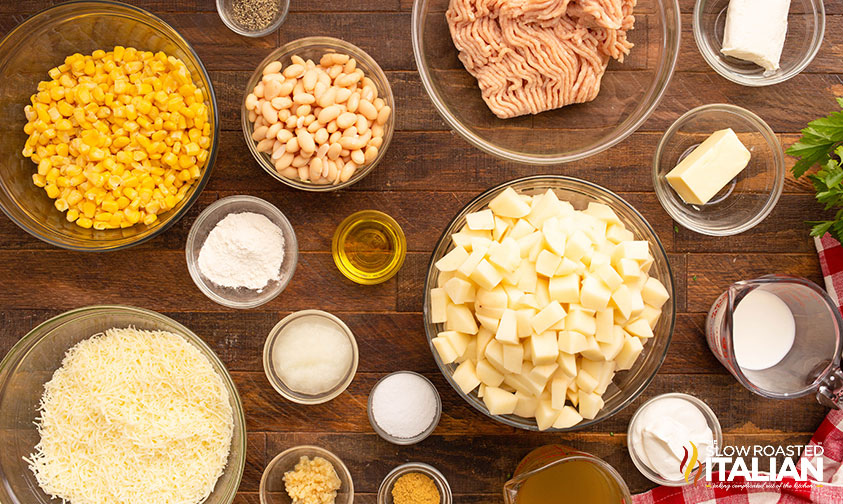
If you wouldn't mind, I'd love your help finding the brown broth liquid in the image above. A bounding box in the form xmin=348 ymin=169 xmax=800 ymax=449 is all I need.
xmin=515 ymin=460 xmax=626 ymax=504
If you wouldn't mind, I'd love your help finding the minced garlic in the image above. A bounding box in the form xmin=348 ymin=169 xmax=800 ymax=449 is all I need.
xmin=283 ymin=455 xmax=342 ymax=504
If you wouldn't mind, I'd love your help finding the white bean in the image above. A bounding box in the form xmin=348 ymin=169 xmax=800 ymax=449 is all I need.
xmin=263 ymin=61 xmax=283 ymax=75
xmin=280 ymin=166 xmax=298 ymax=179
xmin=256 ymin=138 xmax=274 ymax=153
xmin=279 ymin=79 xmax=295 ymax=97
xmin=336 ymin=112 xmax=357 ymax=130
xmin=277 ymin=129 xmax=294 ymax=143
xmin=351 ymin=149 xmax=365 ymax=165
xmin=340 ymin=161 xmax=357 ymax=182
xmin=376 ymin=106 xmax=391 ymax=125
xmin=271 ymin=96 xmax=292 ymax=110
xmin=318 ymin=104 xmax=342 ymax=124
xmin=297 ymin=130 xmax=316 ymax=154
xmin=358 ymin=99 xmax=378 ymax=121
xmin=364 ymin=146 xmax=378 ymax=163
xmin=266 ymin=122 xmax=282 ymax=140
xmin=309 ymin=157 xmax=323 ymax=181
xmin=347 ymin=93 xmax=360 ymax=113
xmin=261 ymin=101 xmax=278 ymax=124
xmin=272 ymin=146 xmax=288 ymax=162
xmin=284 ymin=64 xmax=305 ymax=79
xmin=315 ymin=128 xmax=329 ymax=145
xmin=286 ymin=137 xmax=299 ymax=153
xmin=245 ymin=93 xmax=259 ymax=111
xmin=252 ymin=125 xmax=268 ymax=141
xmin=302 ymin=69 xmax=318 ymax=91
xmin=298 ymin=165 xmax=309 ymax=181
xmin=335 ymin=88 xmax=352 ymax=103
xmin=254 ymin=81 xmax=265 ymax=98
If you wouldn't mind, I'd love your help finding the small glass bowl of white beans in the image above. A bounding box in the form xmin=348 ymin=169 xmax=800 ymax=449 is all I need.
xmin=242 ymin=37 xmax=395 ymax=191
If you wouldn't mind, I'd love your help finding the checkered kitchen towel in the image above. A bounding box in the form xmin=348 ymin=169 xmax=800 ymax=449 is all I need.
xmin=629 ymin=234 xmax=843 ymax=503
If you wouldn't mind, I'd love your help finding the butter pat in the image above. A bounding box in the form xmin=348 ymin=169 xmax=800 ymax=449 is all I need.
xmin=665 ymin=128 xmax=751 ymax=205
xmin=721 ymin=0 xmax=790 ymax=74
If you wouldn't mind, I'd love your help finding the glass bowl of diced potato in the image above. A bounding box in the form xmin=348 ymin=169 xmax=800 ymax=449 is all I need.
xmin=0 ymin=1 xmax=218 ymax=251
xmin=423 ymin=175 xmax=675 ymax=432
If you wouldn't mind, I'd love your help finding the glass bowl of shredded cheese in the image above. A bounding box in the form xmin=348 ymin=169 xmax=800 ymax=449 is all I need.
xmin=261 ymin=445 xmax=354 ymax=504
xmin=0 ymin=305 xmax=247 ymax=504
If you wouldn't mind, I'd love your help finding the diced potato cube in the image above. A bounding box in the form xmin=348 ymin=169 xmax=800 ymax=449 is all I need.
xmin=542 ymin=219 xmax=567 ymax=256
xmin=440 ymin=330 xmax=472 ymax=356
xmin=483 ymin=386 xmax=518 ymax=415
xmin=489 ymin=187 xmax=531 ymax=218
xmin=476 ymin=328 xmax=494 ymax=361
xmin=629 ymin=286 xmax=645 ymax=317
xmin=641 ymin=255 xmax=654 ymax=274
xmin=529 ymin=331 xmax=559 ymax=366
xmin=484 ymin=339 xmax=506 ymax=373
xmin=580 ymin=335 xmax=604 ymax=361
xmin=476 ymin=358 xmax=505 ymax=386
xmin=446 ymin=304 xmax=478 ymax=334
xmin=527 ymin=235 xmax=544 ymax=263
xmin=488 ymin=237 xmax=521 ymax=272
xmin=509 ymin=218 xmax=536 ymax=240
xmin=466 ymin=209 xmax=495 ymax=230
xmin=555 ymin=257 xmax=583 ymax=276
xmin=557 ymin=352 xmax=577 ymax=377
xmin=553 ymin=405 xmax=584 ymax=429
xmin=495 ymin=309 xmax=519 ymax=344
xmin=475 ymin=287 xmax=508 ymax=318
xmin=641 ymin=277 xmax=670 ymax=309
xmin=452 ymin=360 xmax=481 ymax=394
xmin=470 ymin=236 xmax=493 ymax=252
xmin=611 ymin=284 xmax=633 ymax=320
xmin=576 ymin=369 xmax=598 ymax=394
xmin=535 ymin=277 xmax=550 ymax=307
xmin=594 ymin=361 xmax=616 ymax=395
xmin=432 ymin=336 xmax=459 ymax=364
xmin=503 ymin=372 xmax=534 ymax=396
xmin=595 ymin=308 xmax=614 ymax=343
xmin=514 ymin=260 xmax=538 ymax=293
xmin=437 ymin=270 xmax=455 ymax=288
xmin=594 ymin=263 xmax=623 ymax=291
xmin=458 ymin=246 xmax=490 ymax=278
xmin=436 ymin=246 xmax=469 ymax=272
xmin=502 ymin=284 xmax=524 ymax=307
xmin=535 ymin=399 xmax=562 ymax=431
xmin=470 ymin=259 xmax=503 ymax=290
xmin=515 ymin=308 xmax=536 ymax=338
xmin=565 ymin=309 xmax=596 ymax=336
xmin=514 ymin=391 xmax=540 ymax=418
xmin=584 ymin=202 xmax=622 ymax=225
xmin=612 ymin=241 xmax=650 ymax=263
xmin=458 ymin=338 xmax=477 ymax=364
xmin=476 ymin=313 xmax=500 ymax=332
xmin=530 ymin=363 xmax=559 ymax=385
xmin=493 ymin=216 xmax=511 ymax=241
xmin=551 ymin=374 xmax=573 ymax=410
xmin=527 ymin=189 xmax=562 ymax=228
xmin=615 ymin=335 xmax=644 ymax=370
xmin=588 ymin=251 xmax=611 ymax=272
xmin=548 ymin=274 xmax=580 ymax=304
xmin=625 ymin=318 xmax=654 ymax=339
xmin=502 ymin=343 xmax=524 ymax=374
xmin=580 ymin=276 xmax=612 ymax=311
xmin=430 ymin=287 xmax=447 ymax=324
xmin=565 ymin=230 xmax=591 ymax=262
xmin=598 ymin=325 xmax=626 ymax=361
xmin=444 ymin=277 xmax=476 ymax=305
xmin=640 ymin=304 xmax=662 ymax=329
xmin=535 ymin=249 xmax=562 ymax=277
xmin=577 ymin=390 xmax=605 ymax=420
xmin=606 ymin=224 xmax=634 ymax=244
xmin=557 ymin=330 xmax=587 ymax=354
xmin=452 ymin=228 xmax=491 ymax=249
xmin=530 ymin=300 xmax=566 ymax=334
xmin=617 ymin=258 xmax=640 ymax=281
xmin=478 ymin=383 xmax=486 ymax=398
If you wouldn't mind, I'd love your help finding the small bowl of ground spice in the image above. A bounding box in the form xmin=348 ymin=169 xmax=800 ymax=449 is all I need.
xmin=216 ymin=0 xmax=289 ymax=37
xmin=261 ymin=445 xmax=354 ymax=504
xmin=377 ymin=463 xmax=452 ymax=504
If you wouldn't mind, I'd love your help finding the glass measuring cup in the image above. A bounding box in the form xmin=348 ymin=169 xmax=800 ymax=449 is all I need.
xmin=503 ymin=445 xmax=631 ymax=504
xmin=706 ymin=275 xmax=843 ymax=407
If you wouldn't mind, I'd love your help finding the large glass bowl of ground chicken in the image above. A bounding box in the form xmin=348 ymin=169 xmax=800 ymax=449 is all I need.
xmin=0 ymin=1 xmax=218 ymax=251
xmin=412 ymin=0 xmax=680 ymax=164
xmin=0 ymin=305 xmax=246 ymax=504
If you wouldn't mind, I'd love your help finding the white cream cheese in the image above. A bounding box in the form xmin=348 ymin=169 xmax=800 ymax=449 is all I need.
xmin=721 ymin=0 xmax=791 ymax=74
xmin=630 ymin=396 xmax=715 ymax=481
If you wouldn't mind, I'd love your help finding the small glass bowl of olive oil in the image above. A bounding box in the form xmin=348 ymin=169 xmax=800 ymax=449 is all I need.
xmin=332 ymin=210 xmax=406 ymax=285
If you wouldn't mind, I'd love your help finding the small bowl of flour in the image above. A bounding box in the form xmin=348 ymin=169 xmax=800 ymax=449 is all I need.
xmin=186 ymin=195 xmax=298 ymax=309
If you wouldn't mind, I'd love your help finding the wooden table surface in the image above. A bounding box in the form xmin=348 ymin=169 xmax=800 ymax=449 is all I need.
xmin=0 ymin=0 xmax=840 ymax=502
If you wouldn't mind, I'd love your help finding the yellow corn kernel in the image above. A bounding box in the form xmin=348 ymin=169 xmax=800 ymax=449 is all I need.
xmin=94 ymin=211 xmax=112 ymax=222
xmin=45 ymin=184 xmax=60 ymax=199
xmin=101 ymin=199 xmax=119 ymax=214
xmin=55 ymin=198 xmax=69 ymax=212
xmin=76 ymin=217 xmax=93 ymax=228
xmin=66 ymin=208 xmax=79 ymax=222
xmin=81 ymin=200 xmax=96 ymax=218
xmin=32 ymin=173 xmax=46 ymax=187
xmin=143 ymin=213 xmax=157 ymax=226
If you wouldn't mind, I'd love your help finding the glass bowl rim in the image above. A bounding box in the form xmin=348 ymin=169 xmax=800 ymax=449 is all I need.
xmin=185 ymin=194 xmax=299 ymax=309
xmin=0 ymin=304 xmax=248 ymax=504
xmin=422 ymin=175 xmax=676 ymax=431
xmin=215 ymin=0 xmax=290 ymax=38
xmin=692 ymin=0 xmax=826 ymax=87
xmin=262 ymin=309 xmax=360 ymax=405
xmin=410 ymin=0 xmax=682 ymax=165
xmin=0 ymin=0 xmax=220 ymax=252
xmin=367 ymin=370 xmax=443 ymax=445
xmin=240 ymin=36 xmax=396 ymax=192
xmin=376 ymin=462 xmax=453 ymax=504
xmin=651 ymin=103 xmax=785 ymax=236
xmin=259 ymin=444 xmax=355 ymax=504
xmin=626 ymin=392 xmax=724 ymax=487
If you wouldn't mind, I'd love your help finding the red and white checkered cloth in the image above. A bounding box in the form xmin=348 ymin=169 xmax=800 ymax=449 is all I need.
xmin=629 ymin=233 xmax=843 ymax=503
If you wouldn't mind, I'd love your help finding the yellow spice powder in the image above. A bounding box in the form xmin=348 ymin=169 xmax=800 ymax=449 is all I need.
xmin=283 ymin=455 xmax=341 ymax=504
xmin=392 ymin=472 xmax=440 ymax=504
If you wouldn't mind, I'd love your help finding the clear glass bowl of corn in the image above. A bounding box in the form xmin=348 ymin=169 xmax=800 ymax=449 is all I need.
xmin=0 ymin=1 xmax=218 ymax=251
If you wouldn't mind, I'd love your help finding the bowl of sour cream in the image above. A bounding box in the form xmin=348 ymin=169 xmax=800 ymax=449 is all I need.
xmin=627 ymin=393 xmax=723 ymax=486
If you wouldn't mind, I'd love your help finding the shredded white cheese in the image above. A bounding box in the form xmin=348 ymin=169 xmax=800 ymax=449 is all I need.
xmin=26 ymin=327 xmax=235 ymax=504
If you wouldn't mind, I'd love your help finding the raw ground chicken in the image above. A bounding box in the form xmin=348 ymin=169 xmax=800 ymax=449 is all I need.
xmin=446 ymin=0 xmax=636 ymax=119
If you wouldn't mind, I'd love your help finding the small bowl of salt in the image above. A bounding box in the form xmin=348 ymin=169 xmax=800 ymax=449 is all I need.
xmin=186 ymin=195 xmax=298 ymax=309
xmin=368 ymin=371 xmax=442 ymax=445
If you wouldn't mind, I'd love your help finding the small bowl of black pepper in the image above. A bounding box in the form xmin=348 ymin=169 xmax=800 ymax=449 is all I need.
xmin=216 ymin=0 xmax=288 ymax=37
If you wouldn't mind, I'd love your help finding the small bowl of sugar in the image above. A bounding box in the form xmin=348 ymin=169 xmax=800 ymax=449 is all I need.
xmin=368 ymin=371 xmax=442 ymax=445
xmin=186 ymin=195 xmax=298 ymax=309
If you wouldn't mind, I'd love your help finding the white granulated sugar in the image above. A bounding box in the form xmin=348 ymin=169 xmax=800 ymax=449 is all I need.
xmin=198 ymin=211 xmax=285 ymax=291
xmin=371 ymin=372 xmax=438 ymax=439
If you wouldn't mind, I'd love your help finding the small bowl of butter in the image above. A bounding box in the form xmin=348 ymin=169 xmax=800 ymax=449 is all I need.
xmin=653 ymin=104 xmax=784 ymax=236
xmin=693 ymin=0 xmax=825 ymax=86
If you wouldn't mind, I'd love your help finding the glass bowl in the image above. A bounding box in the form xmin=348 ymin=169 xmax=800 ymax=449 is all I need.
xmin=693 ymin=0 xmax=825 ymax=86
xmin=377 ymin=462 xmax=453 ymax=504
xmin=0 ymin=305 xmax=247 ymax=504
xmin=216 ymin=0 xmax=289 ymax=38
xmin=242 ymin=37 xmax=395 ymax=191
xmin=411 ymin=0 xmax=680 ymax=165
xmin=653 ymin=104 xmax=784 ymax=236
xmin=332 ymin=210 xmax=407 ymax=285
xmin=260 ymin=445 xmax=354 ymax=504
xmin=627 ymin=393 xmax=724 ymax=487
xmin=367 ymin=371 xmax=442 ymax=445
xmin=263 ymin=310 xmax=359 ymax=405
xmin=423 ymin=175 xmax=675 ymax=431
xmin=0 ymin=1 xmax=219 ymax=251
xmin=186 ymin=195 xmax=298 ymax=309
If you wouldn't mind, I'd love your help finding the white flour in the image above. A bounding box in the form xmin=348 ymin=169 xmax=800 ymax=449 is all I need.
xmin=197 ymin=212 xmax=285 ymax=291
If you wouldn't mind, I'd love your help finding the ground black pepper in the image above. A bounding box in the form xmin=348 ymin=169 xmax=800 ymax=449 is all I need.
xmin=230 ymin=0 xmax=280 ymax=32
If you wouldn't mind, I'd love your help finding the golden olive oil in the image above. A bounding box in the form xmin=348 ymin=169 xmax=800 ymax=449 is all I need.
xmin=332 ymin=210 xmax=406 ymax=285
xmin=514 ymin=459 xmax=626 ymax=504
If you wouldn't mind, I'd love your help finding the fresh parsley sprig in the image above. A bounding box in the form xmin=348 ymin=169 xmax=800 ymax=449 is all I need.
xmin=786 ymin=98 xmax=843 ymax=244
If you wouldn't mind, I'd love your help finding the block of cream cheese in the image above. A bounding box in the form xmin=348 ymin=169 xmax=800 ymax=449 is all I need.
xmin=665 ymin=128 xmax=751 ymax=206
xmin=721 ymin=0 xmax=791 ymax=74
